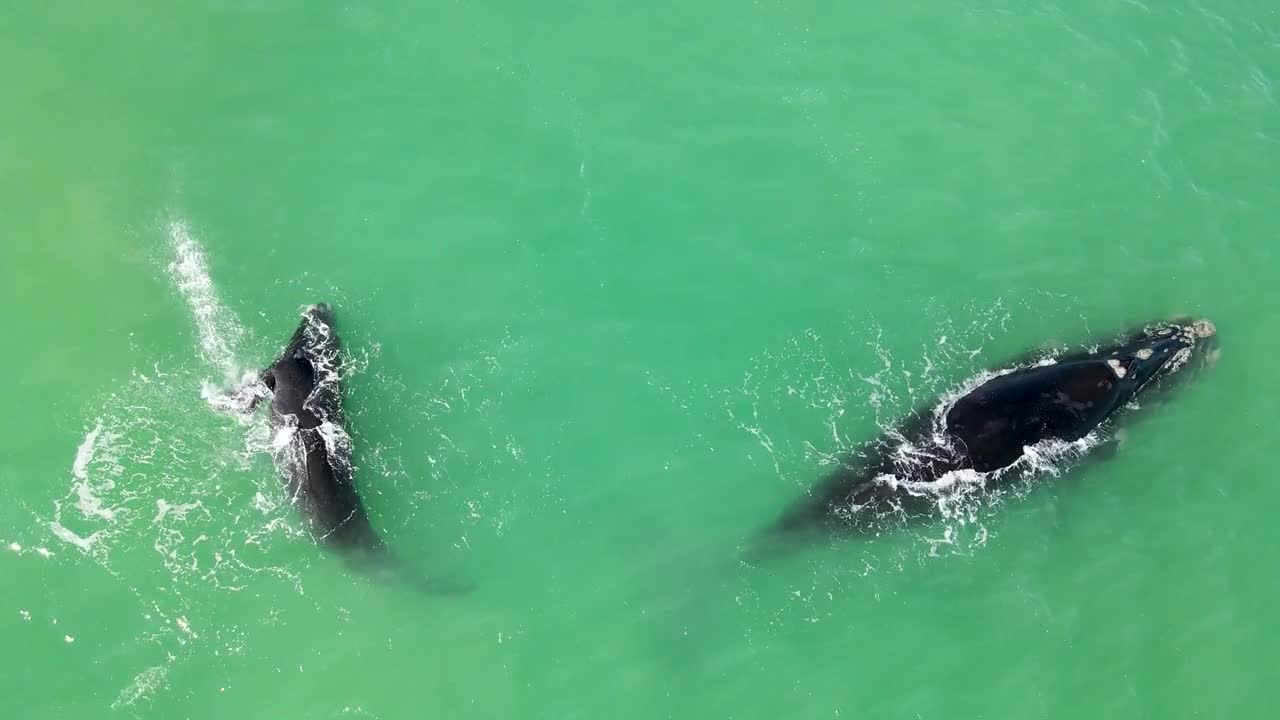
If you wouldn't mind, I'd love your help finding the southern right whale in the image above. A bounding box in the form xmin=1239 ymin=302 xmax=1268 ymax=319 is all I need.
xmin=763 ymin=318 xmax=1218 ymax=544
xmin=241 ymin=303 xmax=470 ymax=595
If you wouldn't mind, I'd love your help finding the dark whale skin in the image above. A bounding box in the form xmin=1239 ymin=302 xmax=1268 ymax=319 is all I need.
xmin=261 ymin=304 xmax=382 ymax=553
xmin=257 ymin=304 xmax=470 ymax=595
xmin=767 ymin=318 xmax=1218 ymax=540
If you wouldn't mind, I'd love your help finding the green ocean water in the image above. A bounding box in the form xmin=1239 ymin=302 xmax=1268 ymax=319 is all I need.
xmin=2 ymin=1 xmax=1278 ymax=718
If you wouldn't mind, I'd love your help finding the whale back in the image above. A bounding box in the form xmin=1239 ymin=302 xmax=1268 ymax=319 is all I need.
xmin=266 ymin=305 xmax=342 ymax=429
xmin=946 ymin=360 xmax=1123 ymax=472
xmin=262 ymin=305 xmax=378 ymax=551
xmin=761 ymin=318 xmax=1216 ymax=545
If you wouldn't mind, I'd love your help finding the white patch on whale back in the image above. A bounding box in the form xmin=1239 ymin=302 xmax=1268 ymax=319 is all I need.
xmin=317 ymin=421 xmax=353 ymax=469
xmin=1107 ymin=358 xmax=1127 ymax=378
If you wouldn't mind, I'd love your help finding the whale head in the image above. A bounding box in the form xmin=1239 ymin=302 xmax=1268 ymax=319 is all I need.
xmin=305 ymin=302 xmax=334 ymax=325
xmin=1103 ymin=318 xmax=1218 ymax=398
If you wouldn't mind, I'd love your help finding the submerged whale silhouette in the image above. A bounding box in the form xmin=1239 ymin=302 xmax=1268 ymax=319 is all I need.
xmin=247 ymin=303 xmax=469 ymax=595
xmin=761 ymin=318 xmax=1218 ymax=546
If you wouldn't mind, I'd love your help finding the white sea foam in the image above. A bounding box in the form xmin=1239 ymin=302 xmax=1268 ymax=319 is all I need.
xmin=856 ymin=363 xmax=1107 ymax=529
xmin=271 ymin=424 xmax=297 ymax=453
xmin=37 ymin=222 xmax=316 ymax=704
xmin=167 ymin=220 xmax=245 ymax=380
xmin=317 ymin=421 xmax=352 ymax=466
xmin=53 ymin=421 xmax=120 ymax=551
xmin=71 ymin=421 xmax=119 ymax=522
xmin=111 ymin=666 xmax=169 ymax=710
xmin=153 ymin=499 xmax=202 ymax=523
xmin=72 ymin=420 xmax=102 ymax=480
xmin=48 ymin=521 xmax=101 ymax=552
xmin=201 ymin=372 xmax=269 ymax=416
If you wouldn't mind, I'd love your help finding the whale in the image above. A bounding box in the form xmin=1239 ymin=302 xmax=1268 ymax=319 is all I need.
xmin=247 ymin=303 xmax=469 ymax=595
xmin=762 ymin=318 xmax=1218 ymax=545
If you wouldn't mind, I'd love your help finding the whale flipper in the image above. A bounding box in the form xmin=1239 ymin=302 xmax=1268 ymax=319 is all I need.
xmin=354 ymin=550 xmax=476 ymax=597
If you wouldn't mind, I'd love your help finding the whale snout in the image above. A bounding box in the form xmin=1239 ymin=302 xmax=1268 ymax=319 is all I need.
xmin=1190 ymin=319 xmax=1218 ymax=358
xmin=1118 ymin=317 xmax=1217 ymax=388
xmin=1190 ymin=318 xmax=1216 ymax=340
xmin=1191 ymin=319 xmax=1220 ymax=368
xmin=306 ymin=303 xmax=334 ymax=323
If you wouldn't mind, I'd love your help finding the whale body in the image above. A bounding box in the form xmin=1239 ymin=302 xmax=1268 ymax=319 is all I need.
xmin=768 ymin=318 xmax=1218 ymax=540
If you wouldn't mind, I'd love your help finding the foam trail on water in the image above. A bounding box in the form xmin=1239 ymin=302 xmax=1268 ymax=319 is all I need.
xmin=72 ymin=419 xmax=102 ymax=481
xmin=49 ymin=522 xmax=99 ymax=552
xmin=111 ymin=666 xmax=169 ymax=710
xmin=50 ymin=420 xmax=114 ymax=552
xmin=69 ymin=420 xmax=117 ymax=523
xmin=167 ymin=220 xmax=246 ymax=380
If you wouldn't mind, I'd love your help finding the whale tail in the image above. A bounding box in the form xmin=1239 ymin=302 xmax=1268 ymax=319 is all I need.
xmin=739 ymin=523 xmax=832 ymax=566
xmin=343 ymin=546 xmax=476 ymax=598
xmin=396 ymin=569 xmax=477 ymax=597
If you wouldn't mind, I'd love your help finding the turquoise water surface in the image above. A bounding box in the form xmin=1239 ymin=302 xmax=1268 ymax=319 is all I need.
xmin=2 ymin=2 xmax=1278 ymax=718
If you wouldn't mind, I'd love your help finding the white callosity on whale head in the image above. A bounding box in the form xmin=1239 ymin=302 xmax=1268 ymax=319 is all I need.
xmin=1106 ymin=358 xmax=1128 ymax=379
xmin=1185 ymin=319 xmax=1220 ymax=367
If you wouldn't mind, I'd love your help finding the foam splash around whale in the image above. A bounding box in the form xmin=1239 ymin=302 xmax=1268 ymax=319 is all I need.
xmin=38 ymin=219 xmax=309 ymax=708
xmin=31 ymin=216 xmax=528 ymax=709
